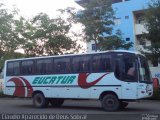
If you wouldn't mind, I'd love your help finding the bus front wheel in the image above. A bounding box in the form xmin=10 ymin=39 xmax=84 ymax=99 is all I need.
xmin=101 ymin=94 xmax=120 ymax=111
xmin=33 ymin=93 xmax=49 ymax=108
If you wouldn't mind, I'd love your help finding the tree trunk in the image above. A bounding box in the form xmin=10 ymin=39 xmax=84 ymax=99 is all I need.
xmin=94 ymin=40 xmax=98 ymax=52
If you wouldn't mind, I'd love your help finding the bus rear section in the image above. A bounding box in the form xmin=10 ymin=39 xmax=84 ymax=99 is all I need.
xmin=3 ymin=51 xmax=153 ymax=111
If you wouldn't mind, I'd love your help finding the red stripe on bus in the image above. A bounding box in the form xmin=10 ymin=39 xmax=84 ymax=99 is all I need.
xmin=8 ymin=78 xmax=25 ymax=97
xmin=20 ymin=77 xmax=33 ymax=97
xmin=78 ymin=73 xmax=109 ymax=89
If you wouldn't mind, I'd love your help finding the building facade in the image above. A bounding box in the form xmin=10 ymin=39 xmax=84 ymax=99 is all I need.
xmin=75 ymin=0 xmax=150 ymax=53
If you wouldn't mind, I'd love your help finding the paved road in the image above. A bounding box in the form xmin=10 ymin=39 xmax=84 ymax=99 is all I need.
xmin=0 ymin=98 xmax=160 ymax=120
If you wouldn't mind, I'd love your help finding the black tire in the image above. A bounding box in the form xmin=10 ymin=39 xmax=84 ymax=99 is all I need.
xmin=120 ymin=102 xmax=128 ymax=109
xmin=49 ymin=99 xmax=64 ymax=107
xmin=101 ymin=94 xmax=120 ymax=111
xmin=33 ymin=93 xmax=49 ymax=108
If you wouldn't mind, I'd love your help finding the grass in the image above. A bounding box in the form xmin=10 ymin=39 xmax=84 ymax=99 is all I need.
xmin=0 ymin=92 xmax=4 ymax=97
xmin=149 ymin=89 xmax=160 ymax=100
xmin=0 ymin=91 xmax=13 ymax=97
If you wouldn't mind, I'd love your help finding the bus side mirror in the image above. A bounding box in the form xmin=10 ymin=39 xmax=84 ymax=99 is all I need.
xmin=0 ymin=68 xmax=2 ymax=73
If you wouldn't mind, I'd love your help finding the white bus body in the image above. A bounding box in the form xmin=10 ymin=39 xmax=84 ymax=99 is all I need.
xmin=3 ymin=50 xmax=153 ymax=111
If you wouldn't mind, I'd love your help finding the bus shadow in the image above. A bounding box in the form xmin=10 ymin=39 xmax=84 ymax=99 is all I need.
xmin=49 ymin=105 xmax=103 ymax=112
xmin=15 ymin=104 xmax=103 ymax=112
xmin=15 ymin=104 xmax=152 ymax=113
xmin=119 ymin=108 xmax=152 ymax=112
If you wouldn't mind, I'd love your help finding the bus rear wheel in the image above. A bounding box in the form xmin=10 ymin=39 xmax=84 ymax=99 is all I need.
xmin=33 ymin=93 xmax=49 ymax=108
xmin=101 ymin=94 xmax=120 ymax=111
xmin=49 ymin=99 xmax=64 ymax=107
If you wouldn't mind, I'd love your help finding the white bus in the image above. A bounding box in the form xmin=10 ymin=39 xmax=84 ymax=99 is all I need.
xmin=0 ymin=69 xmax=4 ymax=93
xmin=3 ymin=50 xmax=153 ymax=111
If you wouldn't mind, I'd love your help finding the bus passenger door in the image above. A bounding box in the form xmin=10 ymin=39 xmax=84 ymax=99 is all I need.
xmin=121 ymin=55 xmax=138 ymax=99
xmin=122 ymin=82 xmax=137 ymax=99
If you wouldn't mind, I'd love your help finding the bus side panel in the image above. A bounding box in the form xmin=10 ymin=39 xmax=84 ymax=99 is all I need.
xmin=4 ymin=73 xmax=122 ymax=99
xmin=89 ymin=73 xmax=122 ymax=99
xmin=121 ymin=82 xmax=137 ymax=99
xmin=50 ymin=87 xmax=91 ymax=99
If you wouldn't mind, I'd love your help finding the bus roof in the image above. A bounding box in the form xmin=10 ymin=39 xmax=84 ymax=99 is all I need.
xmin=5 ymin=50 xmax=142 ymax=62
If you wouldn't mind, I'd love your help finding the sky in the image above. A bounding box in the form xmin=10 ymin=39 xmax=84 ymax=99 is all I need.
xmin=1 ymin=0 xmax=82 ymax=18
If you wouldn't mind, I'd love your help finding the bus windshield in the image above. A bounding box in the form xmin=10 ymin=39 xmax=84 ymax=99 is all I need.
xmin=114 ymin=53 xmax=138 ymax=82
xmin=139 ymin=55 xmax=152 ymax=83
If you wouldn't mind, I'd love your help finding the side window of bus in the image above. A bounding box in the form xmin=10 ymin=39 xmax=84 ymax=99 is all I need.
xmin=21 ymin=60 xmax=34 ymax=75
xmin=92 ymin=54 xmax=112 ymax=72
xmin=92 ymin=55 xmax=101 ymax=72
xmin=36 ymin=58 xmax=52 ymax=74
xmin=53 ymin=57 xmax=71 ymax=73
xmin=72 ymin=56 xmax=90 ymax=73
xmin=101 ymin=55 xmax=112 ymax=72
xmin=7 ymin=61 xmax=20 ymax=76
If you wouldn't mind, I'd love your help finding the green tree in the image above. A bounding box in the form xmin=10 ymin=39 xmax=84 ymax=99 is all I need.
xmin=0 ymin=4 xmax=81 ymax=70
xmin=0 ymin=4 xmax=24 ymax=69
xmin=22 ymin=13 xmax=79 ymax=56
xmin=99 ymin=30 xmax=132 ymax=50
xmin=76 ymin=0 xmax=132 ymax=51
xmin=144 ymin=0 xmax=160 ymax=66
xmin=15 ymin=16 xmax=39 ymax=57
xmin=0 ymin=4 xmax=15 ymax=52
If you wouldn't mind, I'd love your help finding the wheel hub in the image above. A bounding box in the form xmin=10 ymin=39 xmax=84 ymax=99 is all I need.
xmin=106 ymin=98 xmax=115 ymax=107
xmin=36 ymin=96 xmax=42 ymax=105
